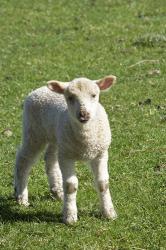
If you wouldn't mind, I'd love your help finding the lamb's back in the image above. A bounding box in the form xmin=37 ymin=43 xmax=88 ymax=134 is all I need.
xmin=24 ymin=86 xmax=67 ymax=142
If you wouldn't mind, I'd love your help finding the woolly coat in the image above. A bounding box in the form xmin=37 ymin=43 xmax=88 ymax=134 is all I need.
xmin=24 ymin=86 xmax=111 ymax=161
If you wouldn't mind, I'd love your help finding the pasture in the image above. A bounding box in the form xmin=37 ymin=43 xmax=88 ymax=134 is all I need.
xmin=0 ymin=0 xmax=165 ymax=249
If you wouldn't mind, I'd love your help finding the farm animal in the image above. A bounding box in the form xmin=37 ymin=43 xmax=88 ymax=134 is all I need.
xmin=14 ymin=75 xmax=117 ymax=224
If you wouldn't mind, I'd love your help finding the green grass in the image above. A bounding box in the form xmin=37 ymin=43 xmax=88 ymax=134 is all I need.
xmin=0 ymin=0 xmax=165 ymax=249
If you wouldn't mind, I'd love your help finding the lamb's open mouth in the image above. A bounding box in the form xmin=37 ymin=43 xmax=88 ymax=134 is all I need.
xmin=79 ymin=117 xmax=89 ymax=123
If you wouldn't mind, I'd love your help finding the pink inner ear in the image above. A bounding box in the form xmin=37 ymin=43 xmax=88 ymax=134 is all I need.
xmin=52 ymin=83 xmax=64 ymax=93
xmin=99 ymin=77 xmax=114 ymax=90
xmin=48 ymin=82 xmax=64 ymax=94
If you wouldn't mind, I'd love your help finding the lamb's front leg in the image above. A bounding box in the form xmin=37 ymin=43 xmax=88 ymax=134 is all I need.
xmin=59 ymin=158 xmax=78 ymax=224
xmin=91 ymin=151 xmax=117 ymax=220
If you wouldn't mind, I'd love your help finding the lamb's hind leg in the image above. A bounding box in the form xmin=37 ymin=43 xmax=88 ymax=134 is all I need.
xmin=45 ymin=144 xmax=63 ymax=201
xmin=14 ymin=139 xmax=43 ymax=206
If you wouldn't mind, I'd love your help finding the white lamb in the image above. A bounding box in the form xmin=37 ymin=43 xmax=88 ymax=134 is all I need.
xmin=14 ymin=75 xmax=117 ymax=224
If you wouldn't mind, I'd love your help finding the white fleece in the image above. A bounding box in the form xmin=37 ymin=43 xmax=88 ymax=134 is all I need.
xmin=14 ymin=76 xmax=117 ymax=224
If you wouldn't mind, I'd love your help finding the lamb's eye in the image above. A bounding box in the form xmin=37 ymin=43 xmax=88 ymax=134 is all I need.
xmin=91 ymin=94 xmax=96 ymax=98
xmin=68 ymin=95 xmax=74 ymax=103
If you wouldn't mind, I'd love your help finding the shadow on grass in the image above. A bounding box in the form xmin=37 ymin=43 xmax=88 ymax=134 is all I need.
xmin=0 ymin=196 xmax=62 ymax=224
xmin=0 ymin=196 xmax=103 ymax=224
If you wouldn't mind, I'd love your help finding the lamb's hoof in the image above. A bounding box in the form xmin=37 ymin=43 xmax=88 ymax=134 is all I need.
xmin=63 ymin=214 xmax=78 ymax=225
xmin=51 ymin=187 xmax=64 ymax=201
xmin=14 ymin=189 xmax=30 ymax=207
xmin=17 ymin=197 xmax=30 ymax=207
xmin=102 ymin=209 xmax=118 ymax=220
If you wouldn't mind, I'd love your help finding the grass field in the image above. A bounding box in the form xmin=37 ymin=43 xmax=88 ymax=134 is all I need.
xmin=0 ymin=0 xmax=165 ymax=249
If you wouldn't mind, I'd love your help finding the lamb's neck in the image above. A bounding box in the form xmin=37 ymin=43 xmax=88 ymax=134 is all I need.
xmin=70 ymin=118 xmax=100 ymax=140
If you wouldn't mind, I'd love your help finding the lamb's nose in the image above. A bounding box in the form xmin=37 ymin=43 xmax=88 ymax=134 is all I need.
xmin=79 ymin=110 xmax=90 ymax=123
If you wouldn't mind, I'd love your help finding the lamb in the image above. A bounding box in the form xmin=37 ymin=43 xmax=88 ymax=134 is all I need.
xmin=14 ymin=75 xmax=117 ymax=224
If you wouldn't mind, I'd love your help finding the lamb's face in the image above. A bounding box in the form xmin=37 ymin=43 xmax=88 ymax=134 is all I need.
xmin=47 ymin=75 xmax=116 ymax=124
xmin=65 ymin=78 xmax=100 ymax=124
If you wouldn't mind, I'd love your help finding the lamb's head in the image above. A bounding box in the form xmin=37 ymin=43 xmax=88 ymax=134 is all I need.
xmin=47 ymin=75 xmax=116 ymax=124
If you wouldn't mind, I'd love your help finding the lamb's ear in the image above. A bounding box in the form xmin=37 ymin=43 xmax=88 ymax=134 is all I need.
xmin=95 ymin=75 xmax=116 ymax=91
xmin=47 ymin=80 xmax=69 ymax=94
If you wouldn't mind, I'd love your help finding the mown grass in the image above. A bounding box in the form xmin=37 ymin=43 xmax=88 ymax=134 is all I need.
xmin=0 ymin=0 xmax=165 ymax=249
